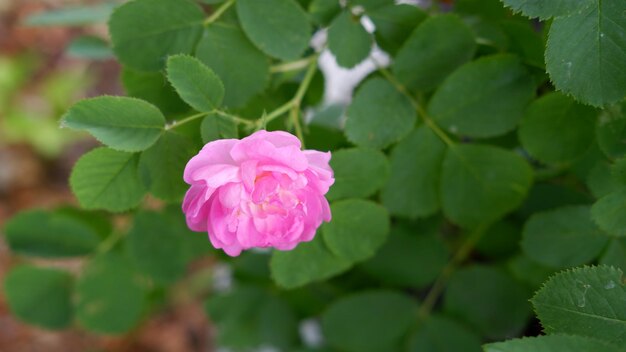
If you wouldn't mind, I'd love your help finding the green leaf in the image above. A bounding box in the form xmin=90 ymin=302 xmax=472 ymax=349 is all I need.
xmin=501 ymin=0 xmax=594 ymax=19
xmin=62 ymin=96 xmax=165 ymax=152
xmin=4 ymin=209 xmax=101 ymax=258
xmin=368 ymin=4 xmax=427 ymax=56
xmin=109 ymin=0 xmax=204 ymax=71
xmin=519 ymin=92 xmax=596 ymax=164
xmin=600 ymin=238 xmax=626 ymax=272
xmin=201 ymin=113 xmax=238 ymax=144
xmin=24 ymin=3 xmax=114 ymax=26
xmin=592 ymin=189 xmax=626 ymax=237
xmin=381 ymin=126 xmax=446 ymax=218
xmin=392 ymin=14 xmax=476 ymax=92
xmin=475 ymin=220 xmax=521 ymax=259
xmin=545 ymin=0 xmax=626 ymax=106
xmin=345 ymin=77 xmax=416 ymax=149
xmin=127 ymin=211 xmax=186 ymax=284
xmin=531 ymin=266 xmax=626 ymax=345
xmin=66 ymin=35 xmax=113 ymax=60
xmin=138 ymin=131 xmax=196 ymax=202
xmin=270 ymin=235 xmax=352 ymax=289
xmin=308 ymin=0 xmax=341 ymax=26
xmin=454 ymin=0 xmax=508 ymax=20
xmin=166 ymin=55 xmax=225 ymax=112
xmin=196 ymin=23 xmax=270 ymax=108
xmin=444 ymin=266 xmax=531 ymax=339
xmin=408 ymin=315 xmax=482 ymax=352
xmin=70 ymin=147 xmax=147 ymax=212
xmin=440 ymin=144 xmax=533 ymax=228
xmin=327 ymin=11 xmax=372 ymax=69
xmin=237 ymin=0 xmax=311 ymax=60
xmin=206 ymin=286 xmax=298 ymax=349
xmin=351 ymin=0 xmax=393 ymax=9
xmin=587 ymin=160 xmax=625 ymax=199
xmin=484 ymin=334 xmax=623 ymax=352
xmin=597 ymin=101 xmax=626 ymax=159
xmin=499 ymin=20 xmax=545 ymax=69
xmin=327 ymin=148 xmax=389 ymax=201
xmin=521 ymin=205 xmax=610 ymax=268
xmin=507 ymin=254 xmax=558 ymax=290
xmin=121 ymin=68 xmax=188 ymax=115
xmin=361 ymin=226 xmax=448 ymax=288
xmin=428 ymin=55 xmax=535 ymax=138
xmin=322 ymin=291 xmax=417 ymax=352
xmin=4 ymin=266 xmax=73 ymax=329
xmin=322 ymin=199 xmax=390 ymax=262
xmin=76 ymin=252 xmax=146 ymax=334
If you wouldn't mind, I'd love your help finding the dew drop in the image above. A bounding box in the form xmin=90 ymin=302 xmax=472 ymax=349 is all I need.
xmin=605 ymin=280 xmax=616 ymax=290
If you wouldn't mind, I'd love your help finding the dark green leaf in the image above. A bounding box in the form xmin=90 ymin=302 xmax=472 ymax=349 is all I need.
xmin=322 ymin=291 xmax=417 ymax=352
xmin=4 ymin=209 xmax=101 ymax=258
xmin=121 ymin=68 xmax=189 ymax=115
xmin=166 ymin=55 xmax=225 ymax=112
xmin=345 ymin=77 xmax=416 ymax=149
xmin=522 ymin=205 xmax=609 ymax=268
xmin=440 ymin=144 xmax=533 ymax=228
xmin=408 ymin=315 xmax=482 ymax=352
xmin=484 ymin=334 xmax=623 ymax=352
xmin=501 ymin=0 xmax=594 ymax=19
xmin=596 ymin=101 xmax=626 ymax=159
xmin=62 ymin=96 xmax=165 ymax=152
xmin=200 ymin=113 xmax=238 ymax=143
xmin=109 ymin=0 xmax=204 ymax=71
xmin=368 ymin=4 xmax=427 ymax=56
xmin=70 ymin=147 xmax=147 ymax=212
xmin=531 ymin=266 xmax=626 ymax=346
xmin=392 ymin=14 xmax=476 ymax=91
xmin=328 ymin=12 xmax=372 ymax=68
xmin=381 ymin=126 xmax=446 ymax=218
xmin=237 ymin=0 xmax=311 ymax=60
xmin=322 ymin=199 xmax=390 ymax=262
xmin=327 ymin=148 xmax=389 ymax=201
xmin=429 ymin=55 xmax=535 ymax=138
xmin=600 ymin=238 xmax=626 ymax=272
xmin=592 ymin=189 xmax=626 ymax=237
xmin=4 ymin=266 xmax=73 ymax=329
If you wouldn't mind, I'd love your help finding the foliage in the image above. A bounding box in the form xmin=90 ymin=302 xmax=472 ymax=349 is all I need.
xmin=3 ymin=0 xmax=625 ymax=350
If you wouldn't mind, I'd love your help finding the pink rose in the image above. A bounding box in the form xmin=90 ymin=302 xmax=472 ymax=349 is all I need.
xmin=182 ymin=130 xmax=334 ymax=256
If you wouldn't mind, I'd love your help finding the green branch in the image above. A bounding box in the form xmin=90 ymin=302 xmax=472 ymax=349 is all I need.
xmin=203 ymin=0 xmax=236 ymax=27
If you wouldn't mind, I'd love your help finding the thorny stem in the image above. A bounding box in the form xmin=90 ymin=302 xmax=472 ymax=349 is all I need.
xmin=377 ymin=66 xmax=456 ymax=147
xmin=417 ymin=222 xmax=491 ymax=320
xmin=203 ymin=0 xmax=236 ymax=27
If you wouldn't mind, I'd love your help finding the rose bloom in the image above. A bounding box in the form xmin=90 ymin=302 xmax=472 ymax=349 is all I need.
xmin=182 ymin=130 xmax=334 ymax=256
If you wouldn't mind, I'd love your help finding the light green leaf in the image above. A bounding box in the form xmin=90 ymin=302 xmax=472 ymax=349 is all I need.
xmin=24 ymin=3 xmax=114 ymax=26
xmin=501 ymin=0 xmax=594 ymax=19
xmin=408 ymin=315 xmax=482 ymax=352
xmin=166 ymin=55 xmax=225 ymax=112
xmin=66 ymin=35 xmax=113 ymax=60
xmin=121 ymin=68 xmax=188 ymax=115
xmin=322 ymin=199 xmax=390 ymax=262
xmin=392 ymin=14 xmax=476 ymax=92
xmin=522 ymin=205 xmax=610 ymax=268
xmin=70 ymin=147 xmax=147 ymax=212
xmin=345 ymin=77 xmax=416 ymax=149
xmin=440 ymin=144 xmax=533 ymax=228
xmin=127 ymin=211 xmax=186 ymax=284
xmin=76 ymin=252 xmax=146 ymax=334
xmin=531 ymin=266 xmax=626 ymax=345
xmin=519 ymin=92 xmax=596 ymax=164
xmin=322 ymin=291 xmax=417 ymax=352
xmin=196 ymin=24 xmax=270 ymax=108
xmin=592 ymin=189 xmax=626 ymax=237
xmin=484 ymin=334 xmax=623 ymax=352
xmin=327 ymin=148 xmax=389 ymax=201
xmin=361 ymin=226 xmax=448 ymax=288
xmin=4 ymin=209 xmax=101 ymax=258
xmin=4 ymin=266 xmax=73 ymax=330
xmin=270 ymin=235 xmax=352 ymax=289
xmin=545 ymin=0 xmax=626 ymax=106
xmin=596 ymin=101 xmax=626 ymax=159
xmin=368 ymin=4 xmax=427 ymax=56
xmin=109 ymin=0 xmax=204 ymax=71
xmin=381 ymin=126 xmax=446 ymax=218
xmin=201 ymin=113 xmax=239 ymax=144
xmin=444 ymin=266 xmax=531 ymax=339
xmin=428 ymin=55 xmax=535 ymax=138
xmin=138 ymin=131 xmax=196 ymax=202
xmin=328 ymin=11 xmax=372 ymax=69
xmin=62 ymin=96 xmax=165 ymax=152
xmin=237 ymin=0 xmax=311 ymax=60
